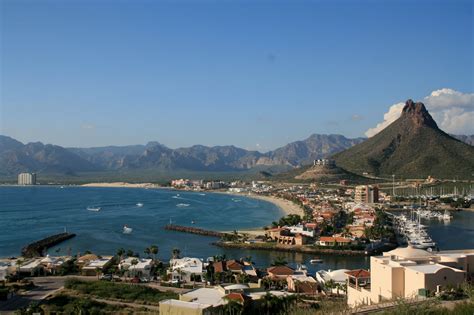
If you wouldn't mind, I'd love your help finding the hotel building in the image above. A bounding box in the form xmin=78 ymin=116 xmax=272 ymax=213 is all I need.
xmin=354 ymin=185 xmax=379 ymax=204
xmin=17 ymin=172 xmax=36 ymax=185
xmin=346 ymin=246 xmax=474 ymax=307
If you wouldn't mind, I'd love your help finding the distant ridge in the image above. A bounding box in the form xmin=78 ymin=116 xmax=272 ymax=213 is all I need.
xmin=333 ymin=100 xmax=474 ymax=179
xmin=0 ymin=134 xmax=362 ymax=176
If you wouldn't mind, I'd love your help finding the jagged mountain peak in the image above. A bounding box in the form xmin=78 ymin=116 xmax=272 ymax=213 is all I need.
xmin=401 ymin=99 xmax=438 ymax=129
xmin=333 ymin=99 xmax=474 ymax=178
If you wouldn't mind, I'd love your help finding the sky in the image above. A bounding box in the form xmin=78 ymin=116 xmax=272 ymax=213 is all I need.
xmin=0 ymin=0 xmax=472 ymax=151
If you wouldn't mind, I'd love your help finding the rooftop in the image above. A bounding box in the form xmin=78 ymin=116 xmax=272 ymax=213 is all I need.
xmin=181 ymin=288 xmax=225 ymax=306
xmin=405 ymin=263 xmax=464 ymax=274
xmin=345 ymin=269 xmax=370 ymax=278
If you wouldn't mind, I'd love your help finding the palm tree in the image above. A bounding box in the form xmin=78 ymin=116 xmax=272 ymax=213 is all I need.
xmin=261 ymin=292 xmax=276 ymax=315
xmin=144 ymin=247 xmax=151 ymax=258
xmin=325 ymin=279 xmax=336 ymax=294
xmin=150 ymin=245 xmax=159 ymax=262
xmin=172 ymin=248 xmax=181 ymax=259
xmin=116 ymin=248 xmax=125 ymax=263
xmin=223 ymin=298 xmax=243 ymax=315
xmin=271 ymin=256 xmax=287 ymax=266
xmin=126 ymin=249 xmax=134 ymax=258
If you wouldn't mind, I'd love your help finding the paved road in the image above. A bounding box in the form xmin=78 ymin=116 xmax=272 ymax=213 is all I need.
xmin=0 ymin=277 xmax=65 ymax=314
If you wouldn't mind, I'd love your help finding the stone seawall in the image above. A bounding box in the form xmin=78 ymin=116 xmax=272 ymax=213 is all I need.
xmin=21 ymin=233 xmax=76 ymax=258
xmin=164 ymin=224 xmax=229 ymax=238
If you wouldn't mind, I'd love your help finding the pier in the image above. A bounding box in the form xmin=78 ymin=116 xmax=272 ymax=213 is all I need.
xmin=164 ymin=224 xmax=229 ymax=238
xmin=21 ymin=232 xmax=76 ymax=258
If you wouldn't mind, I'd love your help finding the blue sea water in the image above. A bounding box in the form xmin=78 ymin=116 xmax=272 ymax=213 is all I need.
xmin=8 ymin=187 xmax=474 ymax=272
xmin=0 ymin=186 xmax=370 ymax=272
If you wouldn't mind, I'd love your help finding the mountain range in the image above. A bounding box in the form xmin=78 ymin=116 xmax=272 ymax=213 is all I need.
xmin=1 ymin=103 xmax=473 ymax=179
xmin=333 ymin=100 xmax=474 ymax=179
xmin=0 ymin=134 xmax=365 ymax=177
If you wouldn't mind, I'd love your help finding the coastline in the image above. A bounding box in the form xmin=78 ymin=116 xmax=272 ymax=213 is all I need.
xmin=218 ymin=192 xmax=305 ymax=236
xmin=77 ymin=183 xmax=303 ymax=236
xmin=81 ymin=182 xmax=162 ymax=189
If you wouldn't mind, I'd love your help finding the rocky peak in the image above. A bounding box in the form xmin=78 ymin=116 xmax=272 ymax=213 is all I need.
xmin=401 ymin=99 xmax=438 ymax=129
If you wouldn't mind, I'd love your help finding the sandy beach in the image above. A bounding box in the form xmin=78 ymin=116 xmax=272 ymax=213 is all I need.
xmin=221 ymin=192 xmax=305 ymax=236
xmin=81 ymin=182 xmax=161 ymax=189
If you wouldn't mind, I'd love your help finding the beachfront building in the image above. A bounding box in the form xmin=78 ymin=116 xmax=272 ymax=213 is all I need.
xmin=119 ymin=257 xmax=153 ymax=278
xmin=317 ymin=236 xmax=352 ymax=247
xmin=39 ymin=255 xmax=72 ymax=275
xmin=169 ymin=257 xmax=204 ymax=283
xmin=80 ymin=256 xmax=113 ymax=276
xmin=354 ymin=185 xmax=379 ymax=204
xmin=18 ymin=172 xmax=36 ymax=185
xmin=288 ymin=224 xmax=315 ymax=238
xmin=346 ymin=246 xmax=474 ymax=307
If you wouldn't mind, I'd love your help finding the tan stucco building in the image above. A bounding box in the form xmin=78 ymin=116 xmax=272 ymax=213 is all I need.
xmin=346 ymin=246 xmax=474 ymax=307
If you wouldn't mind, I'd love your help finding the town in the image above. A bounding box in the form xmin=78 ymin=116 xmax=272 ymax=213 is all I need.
xmin=2 ymin=166 xmax=473 ymax=314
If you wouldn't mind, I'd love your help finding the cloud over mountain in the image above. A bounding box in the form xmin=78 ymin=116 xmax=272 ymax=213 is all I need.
xmin=365 ymin=89 xmax=474 ymax=137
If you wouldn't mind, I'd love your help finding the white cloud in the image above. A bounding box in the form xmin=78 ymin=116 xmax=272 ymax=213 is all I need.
xmin=365 ymin=102 xmax=405 ymax=137
xmin=365 ymin=89 xmax=474 ymax=137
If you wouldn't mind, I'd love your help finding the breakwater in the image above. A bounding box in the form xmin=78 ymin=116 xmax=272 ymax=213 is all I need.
xmin=21 ymin=233 xmax=76 ymax=258
xmin=213 ymin=241 xmax=366 ymax=256
xmin=164 ymin=224 xmax=228 ymax=238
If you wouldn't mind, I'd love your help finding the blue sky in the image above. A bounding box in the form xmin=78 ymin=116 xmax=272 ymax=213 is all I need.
xmin=1 ymin=0 xmax=472 ymax=151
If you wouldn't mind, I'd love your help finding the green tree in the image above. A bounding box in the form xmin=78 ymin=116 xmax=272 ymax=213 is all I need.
xmin=150 ymin=245 xmax=159 ymax=262
xmin=172 ymin=248 xmax=181 ymax=259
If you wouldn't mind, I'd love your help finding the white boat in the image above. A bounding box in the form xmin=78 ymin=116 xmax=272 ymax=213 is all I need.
xmin=176 ymin=203 xmax=190 ymax=207
xmin=136 ymin=203 xmax=144 ymax=207
xmin=310 ymin=258 xmax=323 ymax=264
xmin=123 ymin=225 xmax=133 ymax=234
xmin=87 ymin=206 xmax=101 ymax=212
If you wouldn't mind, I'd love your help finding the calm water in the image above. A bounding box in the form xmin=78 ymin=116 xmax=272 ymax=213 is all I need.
xmin=5 ymin=187 xmax=472 ymax=273
xmin=0 ymin=186 xmax=369 ymax=273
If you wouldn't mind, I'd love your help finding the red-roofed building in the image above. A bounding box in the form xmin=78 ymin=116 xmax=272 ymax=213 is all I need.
xmin=267 ymin=266 xmax=294 ymax=280
xmin=317 ymin=236 xmax=352 ymax=247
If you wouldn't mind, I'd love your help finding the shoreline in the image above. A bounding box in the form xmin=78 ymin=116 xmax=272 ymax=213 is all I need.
xmin=81 ymin=182 xmax=162 ymax=189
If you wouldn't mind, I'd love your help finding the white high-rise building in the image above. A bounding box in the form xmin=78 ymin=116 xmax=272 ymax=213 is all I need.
xmin=18 ymin=173 xmax=36 ymax=185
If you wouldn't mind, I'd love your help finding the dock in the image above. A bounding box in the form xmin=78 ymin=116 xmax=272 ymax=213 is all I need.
xmin=21 ymin=232 xmax=76 ymax=258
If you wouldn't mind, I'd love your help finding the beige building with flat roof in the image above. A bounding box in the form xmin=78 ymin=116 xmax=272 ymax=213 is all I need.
xmin=346 ymin=246 xmax=474 ymax=307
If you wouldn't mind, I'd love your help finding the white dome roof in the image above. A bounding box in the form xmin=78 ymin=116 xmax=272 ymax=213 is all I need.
xmin=327 ymin=269 xmax=350 ymax=282
xmin=386 ymin=246 xmax=434 ymax=259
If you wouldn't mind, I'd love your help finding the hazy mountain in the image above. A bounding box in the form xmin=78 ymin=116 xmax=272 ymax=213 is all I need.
xmin=0 ymin=134 xmax=362 ymax=176
xmin=267 ymin=134 xmax=365 ymax=166
xmin=333 ymin=100 xmax=474 ymax=179
xmin=0 ymin=136 xmax=99 ymax=176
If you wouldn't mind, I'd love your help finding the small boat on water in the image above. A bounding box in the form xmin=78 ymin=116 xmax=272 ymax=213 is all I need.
xmin=310 ymin=258 xmax=323 ymax=264
xmin=123 ymin=225 xmax=133 ymax=234
xmin=176 ymin=203 xmax=190 ymax=207
xmin=87 ymin=206 xmax=101 ymax=212
xmin=191 ymin=220 xmax=195 ymax=224
xmin=136 ymin=203 xmax=144 ymax=207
